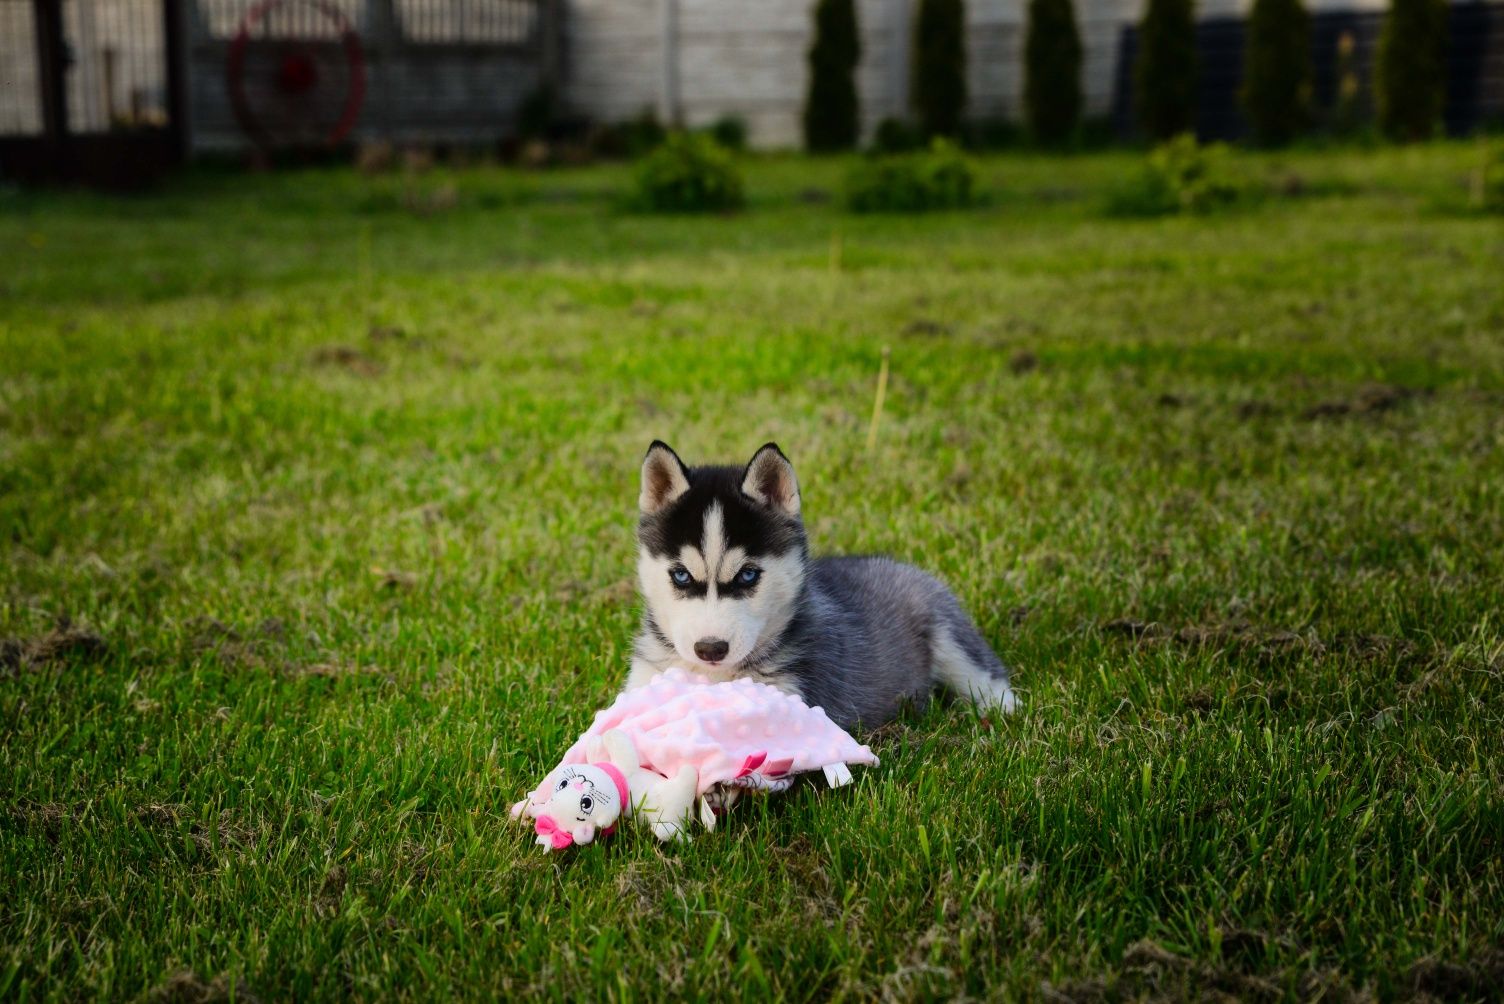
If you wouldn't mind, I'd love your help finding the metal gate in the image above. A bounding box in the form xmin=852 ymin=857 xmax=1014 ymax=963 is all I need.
xmin=0 ymin=0 xmax=185 ymax=186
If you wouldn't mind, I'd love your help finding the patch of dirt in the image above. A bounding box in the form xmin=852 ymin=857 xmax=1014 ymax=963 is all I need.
xmin=1182 ymin=687 xmax=1216 ymax=713
xmin=309 ymin=344 xmax=384 ymax=377
xmin=149 ymin=971 xmax=259 ymax=1004
xmin=314 ymin=865 xmax=347 ymax=917
xmin=292 ymin=660 xmax=380 ymax=680
xmin=903 ymin=318 xmax=952 ymax=337
xmin=613 ymin=858 xmax=678 ymax=913
xmin=1236 ymin=400 xmax=1280 ymax=420
xmin=8 ymin=799 xmax=79 ymax=841
xmin=1 ymin=617 xmax=107 ymax=676
xmin=1157 ymin=392 xmax=1187 ymax=408
xmin=367 ymin=324 xmax=406 ymax=342
xmin=371 ymin=567 xmax=418 ymax=591
xmin=1405 ymin=948 xmax=1504 ymax=1000
xmin=1102 ymin=618 xmax=1159 ymax=639
xmin=133 ymin=802 xmax=257 ymax=851
xmin=1009 ymin=349 xmax=1039 ymax=375
xmin=188 ymin=616 xmax=288 ymax=672
xmin=1041 ymin=939 xmax=1372 ymax=1004
xmin=771 ymin=833 xmax=831 ymax=892
xmin=1301 ymin=383 xmax=1418 ymax=421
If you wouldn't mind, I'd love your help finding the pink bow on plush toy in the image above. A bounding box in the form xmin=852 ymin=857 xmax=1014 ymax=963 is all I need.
xmin=533 ymin=815 xmax=576 ymax=850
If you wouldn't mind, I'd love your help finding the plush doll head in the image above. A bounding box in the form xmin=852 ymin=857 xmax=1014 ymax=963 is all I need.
xmin=527 ymin=763 xmax=631 ymax=850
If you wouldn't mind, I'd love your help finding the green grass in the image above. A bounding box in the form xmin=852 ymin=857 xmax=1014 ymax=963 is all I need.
xmin=2 ymin=143 xmax=1502 ymax=1002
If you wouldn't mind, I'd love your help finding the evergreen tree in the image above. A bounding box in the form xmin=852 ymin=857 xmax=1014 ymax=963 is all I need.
xmin=912 ymin=0 xmax=967 ymax=139
xmin=1135 ymin=0 xmax=1198 ymax=140
xmin=1374 ymin=0 xmax=1448 ymax=141
xmin=1024 ymin=0 xmax=1084 ymax=145
xmin=803 ymin=0 xmax=862 ymax=152
xmin=1241 ymin=0 xmax=1311 ymax=145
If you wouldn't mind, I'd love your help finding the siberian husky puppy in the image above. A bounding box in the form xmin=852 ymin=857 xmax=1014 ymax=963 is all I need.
xmin=626 ymin=441 xmax=1017 ymax=729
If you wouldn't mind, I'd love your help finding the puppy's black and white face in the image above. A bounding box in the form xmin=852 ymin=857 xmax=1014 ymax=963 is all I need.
xmin=636 ymin=442 xmax=808 ymax=673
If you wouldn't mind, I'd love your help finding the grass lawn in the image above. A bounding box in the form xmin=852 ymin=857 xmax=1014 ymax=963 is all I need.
xmin=2 ymin=143 xmax=1502 ymax=1001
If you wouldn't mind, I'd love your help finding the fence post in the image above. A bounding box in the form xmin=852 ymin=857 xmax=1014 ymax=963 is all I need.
xmin=888 ymin=0 xmax=911 ymax=122
xmin=163 ymin=0 xmax=188 ymax=159
xmin=541 ymin=0 xmax=564 ymax=94
xmin=659 ymin=0 xmax=679 ymax=126
xmin=32 ymin=0 xmax=68 ymax=143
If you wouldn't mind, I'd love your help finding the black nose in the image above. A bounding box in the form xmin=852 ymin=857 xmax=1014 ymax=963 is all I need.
xmin=694 ymin=638 xmax=730 ymax=663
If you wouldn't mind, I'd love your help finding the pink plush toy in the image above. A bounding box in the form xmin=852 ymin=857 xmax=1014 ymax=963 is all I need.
xmin=511 ymin=668 xmax=879 ymax=848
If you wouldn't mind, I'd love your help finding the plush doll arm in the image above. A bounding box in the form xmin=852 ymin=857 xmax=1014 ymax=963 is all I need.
xmin=638 ymin=765 xmax=698 ymax=843
xmin=600 ymin=728 xmax=641 ymax=773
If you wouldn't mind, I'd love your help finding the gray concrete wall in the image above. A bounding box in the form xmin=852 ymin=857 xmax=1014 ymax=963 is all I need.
xmin=560 ymin=0 xmax=1425 ymax=150
xmin=562 ymin=0 xmax=1148 ymax=147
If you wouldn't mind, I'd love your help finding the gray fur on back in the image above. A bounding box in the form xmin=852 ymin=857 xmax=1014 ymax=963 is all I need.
xmin=747 ymin=556 xmax=1010 ymax=729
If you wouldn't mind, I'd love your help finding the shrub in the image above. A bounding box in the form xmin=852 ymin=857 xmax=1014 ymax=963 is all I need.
xmin=1241 ymin=0 xmax=1311 ymax=145
xmin=1135 ymin=0 xmax=1198 ymax=140
xmin=871 ymin=117 xmax=925 ymax=153
xmin=912 ymin=0 xmax=967 ymax=138
xmin=589 ymin=108 xmax=668 ymax=160
xmin=707 ymin=115 xmax=748 ymax=151
xmin=804 ymin=0 xmax=862 ymax=152
xmin=517 ymin=84 xmax=557 ymax=140
xmin=1375 ymin=0 xmax=1448 ymax=141
xmin=1329 ymin=29 xmax=1364 ymax=136
xmin=1474 ymin=144 xmax=1504 ymax=213
xmin=1024 ymin=0 xmax=1083 ymax=145
xmin=964 ymin=117 xmax=1026 ymax=150
xmin=634 ymin=133 xmax=745 ymax=212
xmin=1108 ymin=133 xmax=1244 ymax=215
xmin=845 ymin=139 xmax=977 ymax=212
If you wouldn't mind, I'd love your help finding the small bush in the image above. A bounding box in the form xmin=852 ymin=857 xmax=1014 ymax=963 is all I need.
xmin=1135 ymin=0 xmax=1198 ymax=140
xmin=1329 ymin=30 xmax=1364 ymax=136
xmin=845 ymin=139 xmax=977 ymax=212
xmin=1473 ymin=144 xmax=1504 ymax=213
xmin=964 ymin=117 xmax=1026 ymax=150
xmin=871 ymin=117 xmax=925 ymax=154
xmin=912 ymin=0 xmax=968 ymax=139
xmin=634 ymin=133 xmax=745 ymax=213
xmin=517 ymin=84 xmax=557 ymax=140
xmin=1241 ymin=0 xmax=1312 ymax=146
xmin=1108 ymin=133 xmax=1245 ymax=215
xmin=1024 ymin=0 xmax=1084 ymax=145
xmin=1375 ymin=0 xmax=1448 ymax=141
xmin=707 ymin=115 xmax=748 ymax=152
xmin=804 ymin=0 xmax=862 ymax=152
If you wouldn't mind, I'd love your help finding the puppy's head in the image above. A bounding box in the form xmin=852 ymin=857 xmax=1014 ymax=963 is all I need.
xmin=636 ymin=441 xmax=808 ymax=672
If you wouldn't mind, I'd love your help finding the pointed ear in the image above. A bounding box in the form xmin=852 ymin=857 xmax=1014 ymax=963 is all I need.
xmin=741 ymin=443 xmax=800 ymax=516
xmin=639 ymin=441 xmax=690 ymax=515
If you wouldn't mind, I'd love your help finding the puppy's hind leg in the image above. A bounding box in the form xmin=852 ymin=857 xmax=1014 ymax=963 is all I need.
xmin=929 ymin=613 xmax=1018 ymax=715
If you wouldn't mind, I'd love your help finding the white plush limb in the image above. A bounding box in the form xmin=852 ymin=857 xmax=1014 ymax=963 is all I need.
xmin=639 ymin=765 xmax=698 ymax=843
xmin=600 ymin=729 xmax=641 ymax=774
xmin=510 ymin=798 xmax=530 ymax=820
xmin=822 ymin=763 xmax=854 ymax=788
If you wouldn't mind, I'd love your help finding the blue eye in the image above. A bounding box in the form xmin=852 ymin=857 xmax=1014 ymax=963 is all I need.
xmin=670 ymin=567 xmax=693 ymax=586
xmin=736 ymin=567 xmax=761 ymax=585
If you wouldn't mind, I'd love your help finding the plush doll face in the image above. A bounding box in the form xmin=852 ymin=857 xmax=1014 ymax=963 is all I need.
xmin=530 ymin=764 xmax=625 ymax=850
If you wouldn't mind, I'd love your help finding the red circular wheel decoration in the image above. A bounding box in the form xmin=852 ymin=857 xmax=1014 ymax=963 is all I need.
xmin=228 ymin=0 xmax=365 ymax=152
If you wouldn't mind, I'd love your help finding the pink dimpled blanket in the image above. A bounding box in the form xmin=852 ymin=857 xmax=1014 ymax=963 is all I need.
xmin=548 ymin=668 xmax=879 ymax=799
